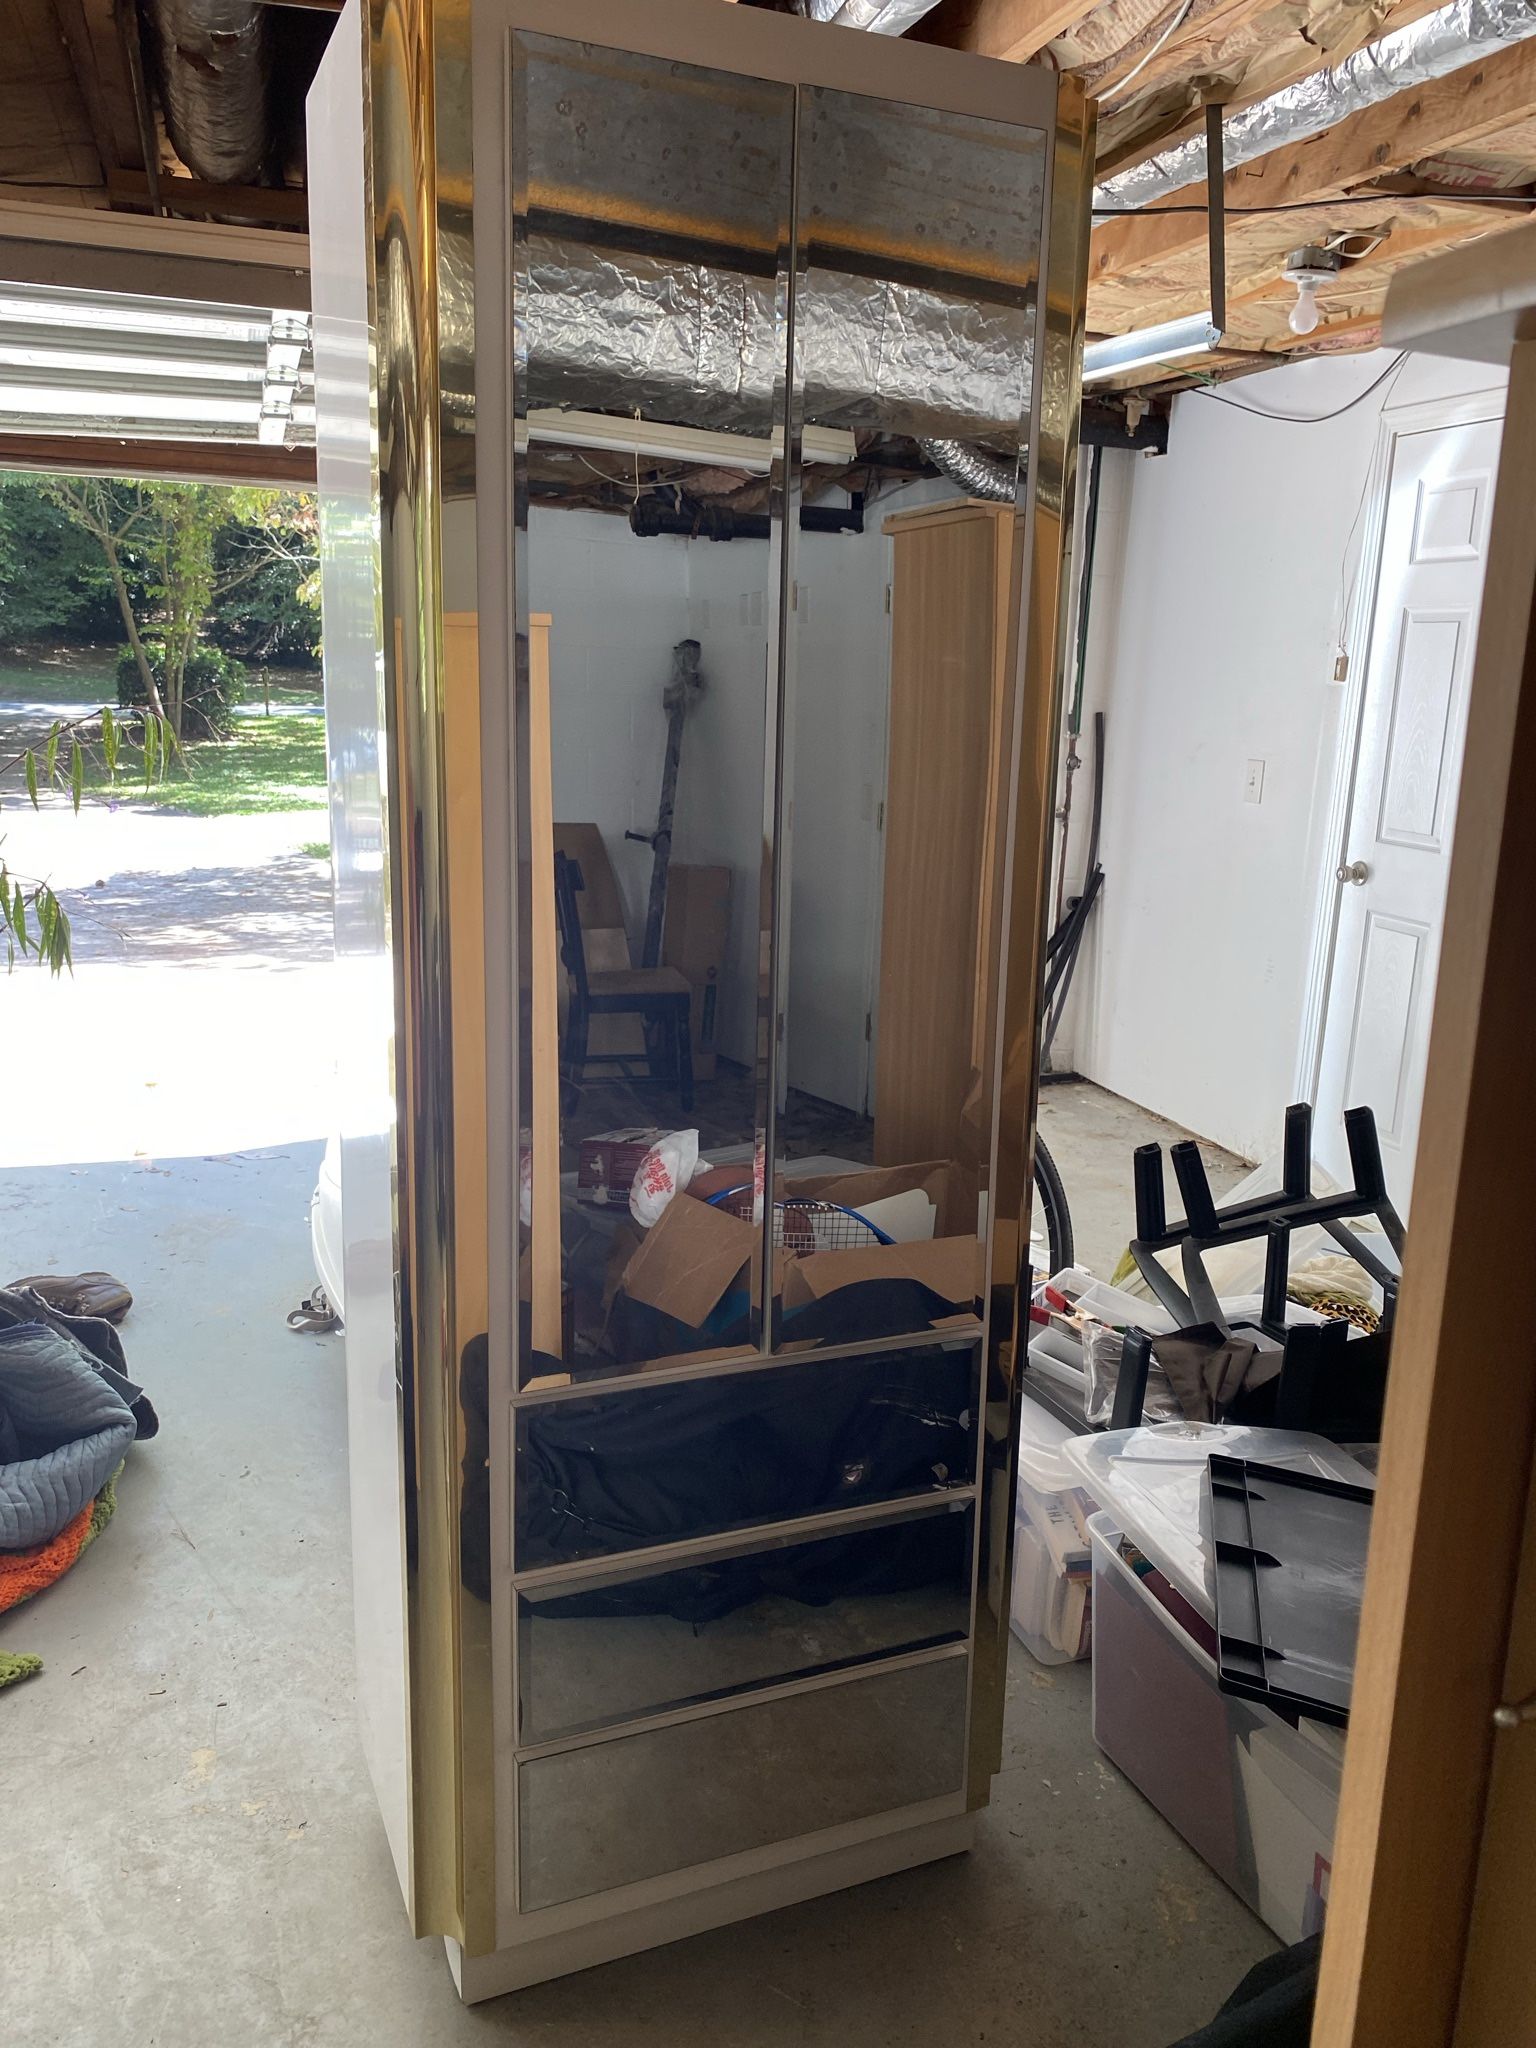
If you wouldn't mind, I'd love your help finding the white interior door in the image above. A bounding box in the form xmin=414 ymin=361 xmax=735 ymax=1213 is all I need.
xmin=1314 ymin=411 xmax=1501 ymax=1211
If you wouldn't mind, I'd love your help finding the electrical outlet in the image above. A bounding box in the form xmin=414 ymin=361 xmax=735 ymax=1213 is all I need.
xmin=1244 ymin=758 xmax=1266 ymax=805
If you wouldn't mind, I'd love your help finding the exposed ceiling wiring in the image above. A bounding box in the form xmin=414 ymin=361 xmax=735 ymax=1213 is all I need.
xmin=1101 ymin=0 xmax=1196 ymax=102
xmin=1192 ymin=350 xmax=1409 ymax=421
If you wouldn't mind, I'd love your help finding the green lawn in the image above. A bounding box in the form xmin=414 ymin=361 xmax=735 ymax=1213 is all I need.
xmin=0 ymin=647 xmax=118 ymax=709
xmin=136 ymin=710 xmax=327 ymax=817
xmin=0 ymin=648 xmax=327 ymax=818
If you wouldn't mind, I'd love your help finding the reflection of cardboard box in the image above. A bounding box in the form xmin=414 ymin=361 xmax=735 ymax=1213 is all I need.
xmin=776 ymin=1161 xmax=981 ymax=1317
xmin=606 ymin=1157 xmax=982 ymax=1338
xmin=663 ymin=864 xmax=731 ymax=1082
xmin=554 ymin=823 xmax=626 ymax=926
xmin=618 ymin=1192 xmax=757 ymax=1329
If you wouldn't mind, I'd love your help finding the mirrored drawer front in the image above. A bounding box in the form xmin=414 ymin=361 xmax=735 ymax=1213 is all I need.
xmin=518 ymin=1501 xmax=975 ymax=1744
xmin=514 ymin=1342 xmax=979 ymax=1570
xmin=518 ymin=1651 xmax=968 ymax=1912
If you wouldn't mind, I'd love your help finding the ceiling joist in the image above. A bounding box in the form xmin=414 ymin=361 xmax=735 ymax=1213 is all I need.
xmin=1091 ymin=31 xmax=1536 ymax=291
xmin=915 ymin=0 xmax=1088 ymax=65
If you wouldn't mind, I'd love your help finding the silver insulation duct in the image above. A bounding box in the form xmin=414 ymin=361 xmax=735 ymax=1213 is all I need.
xmin=1095 ymin=0 xmax=1536 ymax=211
xmin=146 ymin=0 xmax=272 ymax=185
xmin=794 ymin=0 xmax=949 ymax=31
xmin=442 ymin=231 xmax=1034 ymax=441
xmin=917 ymin=439 xmax=1019 ymax=499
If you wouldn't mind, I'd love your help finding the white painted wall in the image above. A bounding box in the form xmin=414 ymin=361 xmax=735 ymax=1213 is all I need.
xmin=1062 ymin=348 xmax=1508 ymax=1164
xmin=679 ymin=536 xmax=774 ymax=1069
xmin=529 ymin=508 xmax=693 ymax=943
xmin=522 ymin=486 xmax=963 ymax=1095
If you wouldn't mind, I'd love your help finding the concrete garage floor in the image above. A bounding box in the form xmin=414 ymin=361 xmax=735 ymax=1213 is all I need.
xmin=0 ymin=1085 xmax=1275 ymax=2048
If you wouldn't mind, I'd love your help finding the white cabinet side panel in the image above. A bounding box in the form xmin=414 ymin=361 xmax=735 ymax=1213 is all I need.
xmin=308 ymin=0 xmax=413 ymax=1907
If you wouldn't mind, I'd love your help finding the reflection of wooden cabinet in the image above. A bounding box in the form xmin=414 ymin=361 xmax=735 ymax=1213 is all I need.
xmin=875 ymin=501 xmax=1014 ymax=1169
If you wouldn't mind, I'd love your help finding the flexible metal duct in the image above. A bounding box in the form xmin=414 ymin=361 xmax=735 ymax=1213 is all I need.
xmin=792 ymin=0 xmax=949 ymax=30
xmin=1095 ymin=0 xmax=1536 ymax=211
xmin=917 ymin=439 xmax=1019 ymax=499
xmin=146 ymin=0 xmax=272 ymax=186
xmin=440 ymin=230 xmax=1034 ymax=441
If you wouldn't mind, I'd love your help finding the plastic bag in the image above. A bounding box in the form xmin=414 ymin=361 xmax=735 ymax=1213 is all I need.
xmin=1081 ymin=1322 xmax=1184 ymax=1428
xmin=630 ymin=1129 xmax=711 ymax=1228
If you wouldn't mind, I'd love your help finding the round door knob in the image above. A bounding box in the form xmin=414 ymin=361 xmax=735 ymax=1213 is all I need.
xmin=1336 ymin=859 xmax=1370 ymax=886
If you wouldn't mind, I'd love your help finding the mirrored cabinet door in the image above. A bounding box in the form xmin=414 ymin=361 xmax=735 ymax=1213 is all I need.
xmin=509 ymin=32 xmax=793 ymax=1380
xmin=768 ymin=89 xmax=1048 ymax=1353
xmin=509 ymin=54 xmax=1050 ymax=1385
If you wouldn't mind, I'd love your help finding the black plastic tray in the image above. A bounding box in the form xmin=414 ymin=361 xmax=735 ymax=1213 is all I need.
xmin=1206 ymin=1453 xmax=1374 ymax=1727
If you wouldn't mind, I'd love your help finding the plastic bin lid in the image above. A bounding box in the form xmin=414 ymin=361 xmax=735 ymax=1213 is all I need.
xmin=1018 ymin=1389 xmax=1087 ymax=1494
xmin=1208 ymin=1455 xmax=1373 ymax=1728
xmin=1058 ymin=1421 xmax=1375 ymax=1621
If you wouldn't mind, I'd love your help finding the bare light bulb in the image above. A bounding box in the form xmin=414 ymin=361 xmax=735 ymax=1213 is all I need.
xmin=1289 ymin=276 xmax=1323 ymax=336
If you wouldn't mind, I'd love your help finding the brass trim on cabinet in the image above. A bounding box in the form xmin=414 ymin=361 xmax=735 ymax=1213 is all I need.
xmin=967 ymin=76 xmax=1095 ymax=1811
xmin=369 ymin=0 xmax=497 ymax=1946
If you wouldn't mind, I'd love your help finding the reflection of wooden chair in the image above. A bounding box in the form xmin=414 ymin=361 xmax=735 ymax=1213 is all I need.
xmin=554 ymin=851 xmax=694 ymax=1110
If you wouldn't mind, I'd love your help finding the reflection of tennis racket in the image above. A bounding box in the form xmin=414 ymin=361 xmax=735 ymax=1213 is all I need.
xmin=707 ymin=1187 xmax=893 ymax=1254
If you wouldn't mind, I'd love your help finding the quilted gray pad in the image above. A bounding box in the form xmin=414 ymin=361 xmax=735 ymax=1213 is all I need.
xmin=0 ymin=1322 xmax=137 ymax=1550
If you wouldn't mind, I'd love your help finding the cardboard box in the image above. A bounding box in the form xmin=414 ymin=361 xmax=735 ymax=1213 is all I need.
xmin=663 ymin=863 xmax=731 ymax=1081
xmin=606 ymin=1158 xmax=982 ymax=1340
xmin=617 ymin=1190 xmax=757 ymax=1330
xmin=553 ymin=822 xmax=627 ymax=928
xmin=775 ymin=1161 xmax=981 ymax=1317
xmin=554 ymin=822 xmax=644 ymax=1059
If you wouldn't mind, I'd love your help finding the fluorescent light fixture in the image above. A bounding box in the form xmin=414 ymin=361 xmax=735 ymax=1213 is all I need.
xmin=0 ymin=293 xmax=271 ymax=345
xmin=519 ymin=409 xmax=858 ymax=472
xmin=0 ymin=382 xmax=261 ymax=424
xmin=0 ymin=344 xmax=270 ymax=385
xmin=1082 ymin=312 xmax=1222 ymax=385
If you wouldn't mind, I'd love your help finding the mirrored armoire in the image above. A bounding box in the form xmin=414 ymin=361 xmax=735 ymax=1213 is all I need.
xmin=308 ymin=0 xmax=1092 ymax=1998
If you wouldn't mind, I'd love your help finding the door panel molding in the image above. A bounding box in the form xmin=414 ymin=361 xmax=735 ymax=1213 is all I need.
xmin=1295 ymin=388 xmax=1505 ymax=1117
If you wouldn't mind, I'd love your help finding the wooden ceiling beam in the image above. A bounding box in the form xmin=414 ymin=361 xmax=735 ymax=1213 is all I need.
xmin=106 ymin=168 xmax=309 ymax=228
xmin=74 ymin=0 xmax=146 ymax=171
xmin=913 ymin=0 xmax=1090 ymax=65
xmin=45 ymin=0 xmax=119 ymax=187
xmin=0 ymin=433 xmax=316 ymax=486
xmin=1087 ymin=196 xmax=1531 ymax=376
xmin=1092 ymin=0 xmax=1449 ymax=174
xmin=1089 ymin=194 xmax=1520 ymax=328
xmin=1091 ymin=32 xmax=1536 ymax=287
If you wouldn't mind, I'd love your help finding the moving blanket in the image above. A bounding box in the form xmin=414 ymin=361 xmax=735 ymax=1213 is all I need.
xmin=0 ymin=1322 xmax=137 ymax=1550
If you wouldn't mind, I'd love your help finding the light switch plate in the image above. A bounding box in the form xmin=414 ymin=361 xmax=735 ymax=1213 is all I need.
xmin=1244 ymin=758 xmax=1266 ymax=805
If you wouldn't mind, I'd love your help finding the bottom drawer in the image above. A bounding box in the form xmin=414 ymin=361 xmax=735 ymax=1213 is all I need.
xmin=519 ymin=1651 xmax=968 ymax=1912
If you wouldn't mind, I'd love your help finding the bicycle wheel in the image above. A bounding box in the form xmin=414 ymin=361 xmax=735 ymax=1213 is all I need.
xmin=1031 ymin=1133 xmax=1074 ymax=1277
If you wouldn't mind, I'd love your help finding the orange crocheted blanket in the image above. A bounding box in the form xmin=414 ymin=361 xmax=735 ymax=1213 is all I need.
xmin=0 ymin=1466 xmax=120 ymax=1617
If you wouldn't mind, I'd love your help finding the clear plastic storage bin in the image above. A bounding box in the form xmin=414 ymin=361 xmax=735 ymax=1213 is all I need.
xmin=1065 ymin=1423 xmax=1376 ymax=1620
xmin=1009 ymin=1393 xmax=1098 ymax=1665
xmin=1088 ymin=1511 xmax=1345 ymax=1942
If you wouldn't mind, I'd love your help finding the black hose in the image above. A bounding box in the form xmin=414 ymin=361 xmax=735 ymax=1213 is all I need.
xmin=1041 ymin=712 xmax=1106 ymax=1065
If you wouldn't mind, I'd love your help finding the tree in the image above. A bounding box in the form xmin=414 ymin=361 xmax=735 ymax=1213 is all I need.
xmin=35 ymin=480 xmax=167 ymax=720
xmin=40 ymin=482 xmax=317 ymax=740
xmin=209 ymin=505 xmax=323 ymax=666
xmin=0 ymin=477 xmax=123 ymax=642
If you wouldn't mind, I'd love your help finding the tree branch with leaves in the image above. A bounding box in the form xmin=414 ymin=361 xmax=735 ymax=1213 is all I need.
xmin=0 ymin=706 xmax=180 ymax=974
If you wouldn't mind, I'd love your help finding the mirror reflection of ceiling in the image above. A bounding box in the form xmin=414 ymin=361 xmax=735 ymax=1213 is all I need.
xmin=489 ymin=36 xmax=1042 ymax=442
